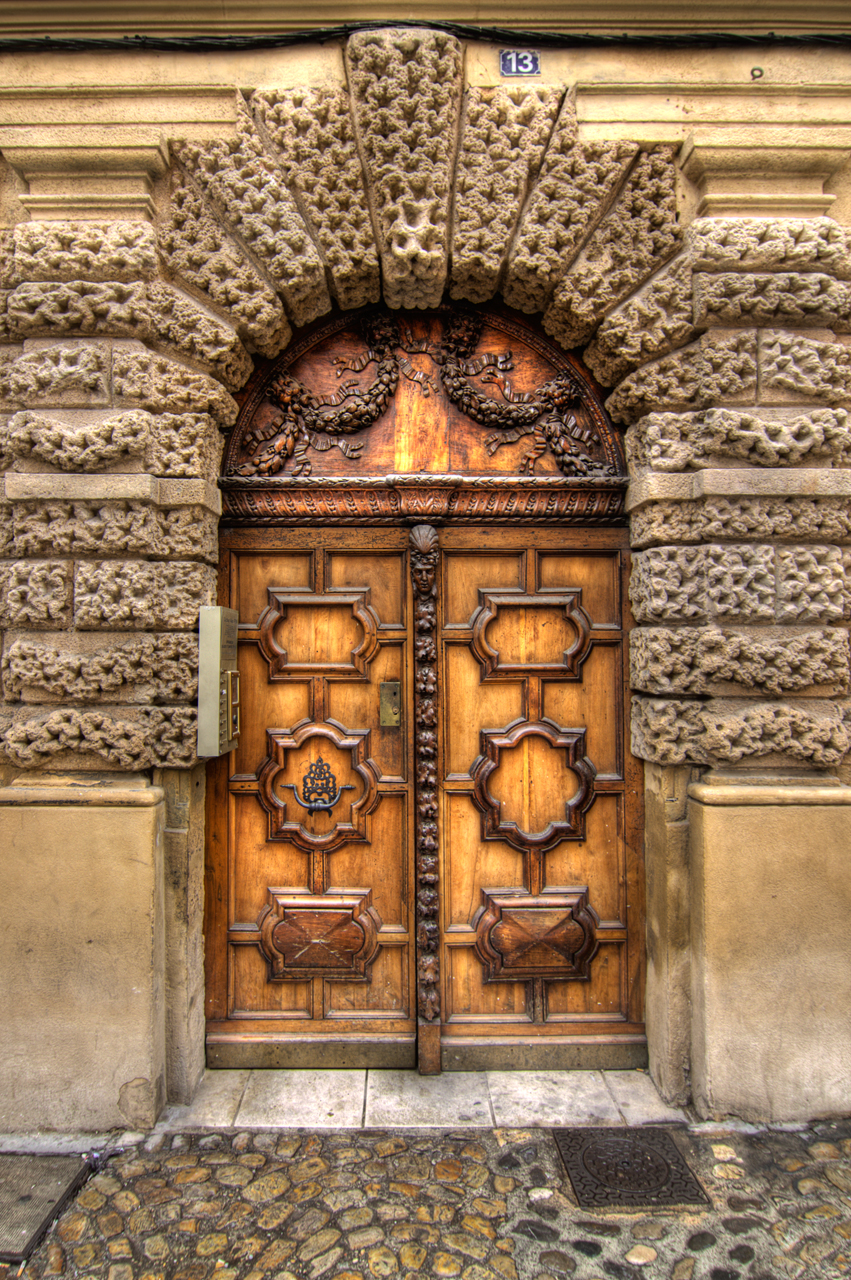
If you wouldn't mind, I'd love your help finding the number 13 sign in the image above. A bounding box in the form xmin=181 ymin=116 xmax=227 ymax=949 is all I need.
xmin=500 ymin=50 xmax=541 ymax=76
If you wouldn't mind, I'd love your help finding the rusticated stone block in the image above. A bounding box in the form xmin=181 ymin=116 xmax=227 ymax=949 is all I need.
xmin=776 ymin=546 xmax=847 ymax=623
xmin=12 ymin=221 xmax=159 ymax=284
xmin=1 ymin=705 xmax=198 ymax=769
xmin=626 ymin=407 xmax=850 ymax=471
xmin=629 ymin=544 xmax=775 ymax=625
xmin=253 ymin=86 xmax=379 ymax=311
xmin=450 ymin=85 xmax=562 ymax=304
xmin=694 ymin=272 xmax=851 ymax=329
xmin=0 ymin=561 xmax=72 ymax=628
xmin=346 ymin=28 xmax=463 ymax=310
xmin=504 ymin=106 xmax=636 ymax=314
xmin=74 ymin=560 xmax=216 ymax=630
xmin=8 ymin=342 xmax=109 ymax=407
xmin=686 ymin=216 xmax=851 ymax=277
xmin=0 ymin=499 xmax=12 ymax=555
xmin=111 ymin=347 xmax=238 ymax=426
xmin=759 ymin=330 xmax=851 ymax=404
xmin=5 ymin=409 xmax=148 ymax=471
xmin=545 ymin=148 xmax=682 ymax=350
xmin=3 ymin=632 xmax=198 ymax=703
xmin=0 ymin=347 xmax=21 ymax=409
xmin=6 ymin=282 xmax=250 ymax=388
xmin=12 ymin=500 xmax=217 ymax=561
xmin=174 ymin=99 xmax=330 ymax=328
xmin=630 ymin=626 xmax=850 ymax=696
xmin=585 ymin=254 xmax=695 ymax=387
xmin=160 ymin=172 xmax=290 ymax=358
xmin=632 ymin=695 xmax=851 ymax=766
xmin=631 ymin=495 xmax=851 ymax=549
xmin=607 ymin=331 xmax=757 ymax=424
xmin=2 ymin=408 xmax=223 ymax=479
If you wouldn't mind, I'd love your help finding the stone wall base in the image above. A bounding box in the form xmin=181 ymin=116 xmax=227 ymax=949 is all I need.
xmin=0 ymin=774 xmax=166 ymax=1132
xmin=688 ymin=773 xmax=851 ymax=1122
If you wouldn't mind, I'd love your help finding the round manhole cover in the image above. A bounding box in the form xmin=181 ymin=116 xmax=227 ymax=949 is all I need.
xmin=581 ymin=1137 xmax=671 ymax=1193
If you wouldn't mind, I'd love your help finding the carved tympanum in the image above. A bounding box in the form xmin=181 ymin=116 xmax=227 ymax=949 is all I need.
xmin=257 ymin=719 xmax=381 ymax=851
xmin=473 ymin=889 xmax=599 ymax=982
xmin=470 ymin=718 xmax=597 ymax=852
xmin=469 ymin=590 xmax=593 ymax=679
xmin=258 ymin=888 xmax=382 ymax=980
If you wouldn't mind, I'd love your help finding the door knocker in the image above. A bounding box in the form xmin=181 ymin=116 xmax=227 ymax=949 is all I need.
xmin=280 ymin=757 xmax=354 ymax=815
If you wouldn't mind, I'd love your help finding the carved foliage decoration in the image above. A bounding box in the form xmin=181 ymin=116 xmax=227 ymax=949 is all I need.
xmin=473 ymin=889 xmax=599 ymax=982
xmin=258 ymin=588 xmax=381 ymax=679
xmin=470 ymin=718 xmax=597 ymax=852
xmin=410 ymin=525 xmax=441 ymax=1024
xmin=258 ymin=888 xmax=382 ymax=980
xmin=470 ymin=590 xmax=593 ymax=679
xmin=257 ymin=719 xmax=381 ymax=852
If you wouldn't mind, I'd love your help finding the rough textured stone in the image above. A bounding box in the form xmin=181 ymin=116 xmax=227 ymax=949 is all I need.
xmin=160 ymin=171 xmax=289 ymax=358
xmin=758 ymin=330 xmax=851 ymax=404
xmin=504 ymin=104 xmax=636 ymax=314
xmin=0 ymin=346 xmax=21 ymax=408
xmin=5 ymin=282 xmax=250 ymax=387
xmin=111 ymin=347 xmax=238 ymax=426
xmin=631 ymin=495 xmax=851 ymax=548
xmin=627 ymin=407 xmax=850 ymax=471
xmin=8 ymin=342 xmax=110 ymax=407
xmin=1 ymin=704 xmax=198 ymax=768
xmin=3 ymin=633 xmax=199 ymax=702
xmin=450 ymin=85 xmax=562 ymax=304
xmin=629 ymin=545 xmax=775 ymax=624
xmin=253 ymin=86 xmax=379 ymax=311
xmin=607 ymin=331 xmax=757 ymax=423
xmin=73 ymin=561 xmax=216 ymax=630
xmin=147 ymin=413 xmax=224 ymax=479
xmin=12 ymin=499 xmax=217 ymax=560
xmin=632 ymin=695 xmax=851 ymax=766
xmin=776 ymin=545 xmax=848 ymax=622
xmin=544 ymin=148 xmax=682 ymax=349
xmin=0 ymin=560 xmax=72 ymax=628
xmin=630 ymin=626 xmax=850 ymax=695
xmin=173 ymin=99 xmax=329 ymax=328
xmin=12 ymin=221 xmax=159 ymax=283
xmin=5 ymin=408 xmax=148 ymax=470
xmin=694 ymin=272 xmax=851 ymax=329
xmin=346 ymin=28 xmax=463 ymax=310
xmin=687 ymin=216 xmax=851 ymax=277
xmin=585 ymin=253 xmax=696 ymax=386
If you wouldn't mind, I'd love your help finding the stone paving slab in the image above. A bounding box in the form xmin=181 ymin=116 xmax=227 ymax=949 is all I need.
xmin=2 ymin=1118 xmax=849 ymax=1279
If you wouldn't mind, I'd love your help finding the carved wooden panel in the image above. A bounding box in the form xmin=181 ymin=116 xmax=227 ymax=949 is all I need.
xmin=473 ymin=890 xmax=599 ymax=982
xmin=256 ymin=719 xmax=381 ymax=852
xmin=221 ymin=305 xmax=626 ymax=527
xmin=469 ymin=718 xmax=597 ymax=852
xmin=258 ymin=589 xmax=381 ymax=679
xmin=469 ymin=590 xmax=593 ymax=679
xmin=258 ymin=888 xmax=382 ymax=980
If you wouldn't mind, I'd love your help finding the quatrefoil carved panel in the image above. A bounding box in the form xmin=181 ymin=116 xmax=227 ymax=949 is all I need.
xmin=256 ymin=719 xmax=381 ymax=852
xmin=469 ymin=717 xmax=597 ymax=852
xmin=473 ymin=888 xmax=599 ymax=982
xmin=469 ymin=590 xmax=593 ymax=679
xmin=258 ymin=589 xmax=381 ymax=679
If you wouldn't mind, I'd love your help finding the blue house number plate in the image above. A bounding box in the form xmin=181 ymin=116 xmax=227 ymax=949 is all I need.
xmin=500 ymin=50 xmax=541 ymax=76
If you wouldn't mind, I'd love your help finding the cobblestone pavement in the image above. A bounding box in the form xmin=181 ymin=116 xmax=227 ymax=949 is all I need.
xmin=3 ymin=1120 xmax=850 ymax=1280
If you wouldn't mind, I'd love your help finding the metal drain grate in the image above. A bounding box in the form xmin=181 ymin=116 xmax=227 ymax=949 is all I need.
xmin=0 ymin=1155 xmax=90 ymax=1262
xmin=553 ymin=1127 xmax=710 ymax=1209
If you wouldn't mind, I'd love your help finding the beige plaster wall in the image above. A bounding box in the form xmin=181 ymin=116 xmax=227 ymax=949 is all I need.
xmin=0 ymin=774 xmax=166 ymax=1132
xmin=689 ymin=774 xmax=851 ymax=1122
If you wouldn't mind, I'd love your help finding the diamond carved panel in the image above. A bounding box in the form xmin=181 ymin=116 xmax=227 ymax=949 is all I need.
xmin=473 ymin=889 xmax=599 ymax=982
xmin=257 ymin=888 xmax=382 ymax=981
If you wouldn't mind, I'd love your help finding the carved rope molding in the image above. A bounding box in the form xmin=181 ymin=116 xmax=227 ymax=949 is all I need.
xmin=0 ymin=26 xmax=850 ymax=773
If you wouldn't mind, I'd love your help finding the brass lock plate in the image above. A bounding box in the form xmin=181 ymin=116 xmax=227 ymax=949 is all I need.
xmin=379 ymin=681 xmax=402 ymax=727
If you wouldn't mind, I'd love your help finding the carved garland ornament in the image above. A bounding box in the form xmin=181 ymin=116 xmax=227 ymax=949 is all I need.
xmin=410 ymin=525 xmax=441 ymax=1024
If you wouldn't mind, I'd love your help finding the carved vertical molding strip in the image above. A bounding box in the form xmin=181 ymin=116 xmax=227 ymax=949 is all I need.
xmin=409 ymin=524 xmax=441 ymax=1073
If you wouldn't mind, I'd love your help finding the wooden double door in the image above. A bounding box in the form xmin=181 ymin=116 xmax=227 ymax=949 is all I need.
xmin=205 ymin=524 xmax=645 ymax=1070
